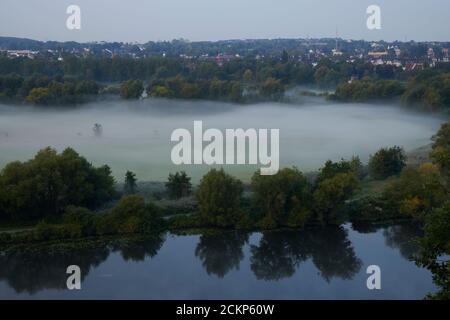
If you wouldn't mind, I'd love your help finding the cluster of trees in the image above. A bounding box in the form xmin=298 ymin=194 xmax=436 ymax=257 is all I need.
xmin=171 ymin=157 xmax=363 ymax=230
xmin=417 ymin=121 xmax=450 ymax=299
xmin=332 ymin=79 xmax=405 ymax=102
xmin=120 ymin=80 xmax=144 ymax=99
xmin=0 ymin=147 xmax=115 ymax=222
xmin=332 ymin=66 xmax=450 ymax=110
xmin=0 ymin=53 xmax=419 ymax=105
xmin=402 ymin=70 xmax=450 ymax=111
xmin=347 ymin=120 xmax=450 ymax=299
xmin=147 ymin=76 xmax=244 ymax=102
xmin=0 ymin=74 xmax=101 ymax=104
xmin=1 ymin=195 xmax=164 ymax=244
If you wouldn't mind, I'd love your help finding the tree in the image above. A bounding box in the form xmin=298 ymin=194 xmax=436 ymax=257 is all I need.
xmin=260 ymin=77 xmax=284 ymax=100
xmin=313 ymin=172 xmax=360 ymax=225
xmin=165 ymin=171 xmax=192 ymax=199
xmin=120 ymin=80 xmax=144 ymax=99
xmin=0 ymin=147 xmax=115 ymax=221
xmin=316 ymin=157 xmax=363 ymax=185
xmin=230 ymin=81 xmax=243 ymax=102
xmin=124 ymin=171 xmax=137 ymax=194
xmin=382 ymin=163 xmax=448 ymax=220
xmin=26 ymin=87 xmax=51 ymax=105
xmin=148 ymin=85 xmax=173 ymax=98
xmin=243 ymin=69 xmax=253 ymax=83
xmin=415 ymin=201 xmax=450 ymax=299
xmin=369 ymin=146 xmax=406 ymax=179
xmin=196 ymin=169 xmax=243 ymax=227
xmin=431 ymin=120 xmax=450 ymax=182
xmin=251 ymin=168 xmax=312 ymax=229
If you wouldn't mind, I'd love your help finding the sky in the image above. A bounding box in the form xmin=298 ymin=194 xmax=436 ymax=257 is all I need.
xmin=0 ymin=0 xmax=449 ymax=43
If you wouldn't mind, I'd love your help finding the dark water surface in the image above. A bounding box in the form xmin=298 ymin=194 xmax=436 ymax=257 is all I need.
xmin=0 ymin=223 xmax=436 ymax=299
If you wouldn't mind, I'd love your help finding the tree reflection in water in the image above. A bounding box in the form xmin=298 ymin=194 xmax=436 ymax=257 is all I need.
xmin=195 ymin=230 xmax=249 ymax=278
xmin=351 ymin=221 xmax=423 ymax=260
xmin=0 ymin=234 xmax=165 ymax=294
xmin=250 ymin=226 xmax=362 ymax=282
xmin=382 ymin=223 xmax=423 ymax=260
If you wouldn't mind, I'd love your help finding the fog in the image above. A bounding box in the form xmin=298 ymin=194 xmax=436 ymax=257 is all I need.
xmin=0 ymin=98 xmax=446 ymax=182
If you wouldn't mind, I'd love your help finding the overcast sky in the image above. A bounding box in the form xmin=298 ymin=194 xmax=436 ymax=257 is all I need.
xmin=1 ymin=0 xmax=449 ymax=43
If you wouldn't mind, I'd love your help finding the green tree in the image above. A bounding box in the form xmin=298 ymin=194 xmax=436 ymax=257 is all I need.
xmin=124 ymin=171 xmax=138 ymax=194
xmin=369 ymin=146 xmax=406 ymax=179
xmin=26 ymin=87 xmax=52 ymax=105
xmin=313 ymin=172 xmax=360 ymax=225
xmin=148 ymin=85 xmax=173 ymax=98
xmin=243 ymin=69 xmax=253 ymax=82
xmin=110 ymin=195 xmax=163 ymax=234
xmin=0 ymin=147 xmax=115 ymax=222
xmin=165 ymin=171 xmax=192 ymax=199
xmin=431 ymin=120 xmax=450 ymax=182
xmin=196 ymin=169 xmax=243 ymax=227
xmin=316 ymin=157 xmax=363 ymax=185
xmin=251 ymin=168 xmax=312 ymax=229
xmin=120 ymin=80 xmax=144 ymax=99
xmin=382 ymin=163 xmax=448 ymax=220
xmin=260 ymin=77 xmax=284 ymax=100
xmin=415 ymin=201 xmax=450 ymax=299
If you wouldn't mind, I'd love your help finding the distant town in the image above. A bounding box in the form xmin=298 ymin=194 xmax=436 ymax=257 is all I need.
xmin=1 ymin=36 xmax=449 ymax=72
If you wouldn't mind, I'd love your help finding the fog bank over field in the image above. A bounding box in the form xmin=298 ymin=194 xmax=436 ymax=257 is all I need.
xmin=0 ymin=98 xmax=446 ymax=182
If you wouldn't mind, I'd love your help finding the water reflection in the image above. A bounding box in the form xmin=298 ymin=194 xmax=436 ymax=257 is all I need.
xmin=0 ymin=244 xmax=110 ymax=294
xmin=351 ymin=221 xmax=423 ymax=260
xmin=0 ymin=223 xmax=427 ymax=296
xmin=195 ymin=230 xmax=249 ymax=278
xmin=0 ymin=234 xmax=165 ymax=294
xmin=383 ymin=223 xmax=423 ymax=260
xmin=250 ymin=226 xmax=362 ymax=281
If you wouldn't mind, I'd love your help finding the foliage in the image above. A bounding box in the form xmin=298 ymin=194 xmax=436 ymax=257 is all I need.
xmin=431 ymin=120 xmax=450 ymax=182
xmin=333 ymin=79 xmax=405 ymax=102
xmin=313 ymin=172 xmax=360 ymax=225
xmin=382 ymin=163 xmax=448 ymax=220
xmin=120 ymin=80 xmax=144 ymax=99
xmin=196 ymin=169 xmax=243 ymax=227
xmin=369 ymin=146 xmax=406 ymax=179
xmin=402 ymin=72 xmax=450 ymax=110
xmin=251 ymin=168 xmax=312 ymax=229
xmin=316 ymin=157 xmax=363 ymax=185
xmin=415 ymin=201 xmax=450 ymax=299
xmin=165 ymin=171 xmax=192 ymax=199
xmin=124 ymin=170 xmax=138 ymax=195
xmin=0 ymin=147 xmax=116 ymax=222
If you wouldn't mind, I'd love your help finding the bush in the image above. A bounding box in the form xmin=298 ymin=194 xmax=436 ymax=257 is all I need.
xmin=110 ymin=195 xmax=164 ymax=234
xmin=63 ymin=206 xmax=96 ymax=236
xmin=369 ymin=146 xmax=406 ymax=179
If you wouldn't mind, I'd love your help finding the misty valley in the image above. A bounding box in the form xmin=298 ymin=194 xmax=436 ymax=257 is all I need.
xmin=0 ymin=96 xmax=447 ymax=299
